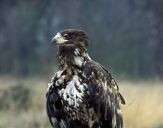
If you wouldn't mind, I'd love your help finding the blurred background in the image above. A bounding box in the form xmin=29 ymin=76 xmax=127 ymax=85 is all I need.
xmin=0 ymin=0 xmax=163 ymax=128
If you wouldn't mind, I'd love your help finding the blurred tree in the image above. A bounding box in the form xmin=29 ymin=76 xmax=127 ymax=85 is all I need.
xmin=146 ymin=0 xmax=163 ymax=77
xmin=0 ymin=0 xmax=162 ymax=79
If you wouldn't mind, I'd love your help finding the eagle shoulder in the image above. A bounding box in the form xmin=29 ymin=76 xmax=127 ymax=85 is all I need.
xmin=83 ymin=60 xmax=125 ymax=104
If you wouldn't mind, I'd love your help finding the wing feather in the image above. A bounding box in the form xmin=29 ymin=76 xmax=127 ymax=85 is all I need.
xmin=83 ymin=61 xmax=125 ymax=128
xmin=46 ymin=81 xmax=68 ymax=128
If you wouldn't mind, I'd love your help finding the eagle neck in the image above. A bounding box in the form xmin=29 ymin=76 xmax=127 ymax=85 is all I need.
xmin=58 ymin=48 xmax=91 ymax=70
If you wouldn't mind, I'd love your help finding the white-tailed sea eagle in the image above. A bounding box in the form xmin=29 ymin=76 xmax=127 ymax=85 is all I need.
xmin=46 ymin=29 xmax=125 ymax=128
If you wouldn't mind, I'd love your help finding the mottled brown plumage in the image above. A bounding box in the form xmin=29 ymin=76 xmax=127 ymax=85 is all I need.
xmin=46 ymin=29 xmax=125 ymax=128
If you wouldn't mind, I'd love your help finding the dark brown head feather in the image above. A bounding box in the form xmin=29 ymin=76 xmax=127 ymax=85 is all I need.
xmin=59 ymin=29 xmax=88 ymax=48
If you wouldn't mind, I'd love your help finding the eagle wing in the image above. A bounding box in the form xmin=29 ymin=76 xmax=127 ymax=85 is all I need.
xmin=83 ymin=61 xmax=125 ymax=128
xmin=46 ymin=75 xmax=68 ymax=128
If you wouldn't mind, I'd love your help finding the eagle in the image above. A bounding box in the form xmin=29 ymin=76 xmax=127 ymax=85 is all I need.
xmin=46 ymin=29 xmax=125 ymax=128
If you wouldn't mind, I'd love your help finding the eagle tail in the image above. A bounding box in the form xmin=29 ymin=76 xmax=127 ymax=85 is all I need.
xmin=116 ymin=109 xmax=123 ymax=128
xmin=114 ymin=100 xmax=124 ymax=128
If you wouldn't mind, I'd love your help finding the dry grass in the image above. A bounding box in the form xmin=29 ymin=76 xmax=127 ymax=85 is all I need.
xmin=120 ymin=81 xmax=163 ymax=128
xmin=0 ymin=76 xmax=163 ymax=128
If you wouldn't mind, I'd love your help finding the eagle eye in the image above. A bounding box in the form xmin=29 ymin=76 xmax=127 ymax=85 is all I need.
xmin=63 ymin=34 xmax=69 ymax=39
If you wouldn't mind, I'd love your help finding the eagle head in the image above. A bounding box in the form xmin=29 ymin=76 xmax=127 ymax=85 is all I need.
xmin=52 ymin=29 xmax=88 ymax=49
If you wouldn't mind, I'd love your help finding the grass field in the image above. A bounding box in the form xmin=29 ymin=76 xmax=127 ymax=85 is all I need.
xmin=0 ymin=76 xmax=163 ymax=128
xmin=121 ymin=81 xmax=163 ymax=128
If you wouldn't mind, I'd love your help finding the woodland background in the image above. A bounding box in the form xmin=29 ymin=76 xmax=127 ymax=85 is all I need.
xmin=0 ymin=0 xmax=163 ymax=128
xmin=1 ymin=0 xmax=163 ymax=79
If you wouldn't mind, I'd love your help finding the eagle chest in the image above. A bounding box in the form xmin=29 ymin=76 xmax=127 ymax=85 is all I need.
xmin=55 ymin=69 xmax=89 ymax=120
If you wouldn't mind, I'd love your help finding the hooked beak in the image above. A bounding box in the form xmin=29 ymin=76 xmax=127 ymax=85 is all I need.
xmin=51 ymin=32 xmax=68 ymax=45
xmin=51 ymin=37 xmax=56 ymax=45
xmin=51 ymin=33 xmax=59 ymax=45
